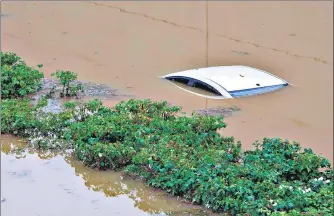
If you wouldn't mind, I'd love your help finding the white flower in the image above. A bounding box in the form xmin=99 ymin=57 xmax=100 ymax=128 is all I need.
xmin=306 ymin=188 xmax=311 ymax=193
xmin=324 ymin=180 xmax=330 ymax=184
xmin=289 ymin=186 xmax=293 ymax=191
xmin=269 ymin=199 xmax=274 ymax=203
xmin=273 ymin=202 xmax=277 ymax=207
xmin=84 ymin=110 xmax=93 ymax=116
xmin=318 ymin=177 xmax=324 ymax=181
xmin=98 ymin=153 xmax=103 ymax=158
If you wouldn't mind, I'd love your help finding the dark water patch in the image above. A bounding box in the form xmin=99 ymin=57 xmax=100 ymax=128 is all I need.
xmin=0 ymin=13 xmax=13 ymax=18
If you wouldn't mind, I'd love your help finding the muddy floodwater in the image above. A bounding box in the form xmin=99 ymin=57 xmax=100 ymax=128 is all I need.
xmin=1 ymin=135 xmax=211 ymax=216
xmin=1 ymin=1 xmax=333 ymax=215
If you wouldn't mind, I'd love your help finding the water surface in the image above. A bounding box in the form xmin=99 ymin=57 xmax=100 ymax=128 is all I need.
xmin=1 ymin=135 xmax=208 ymax=216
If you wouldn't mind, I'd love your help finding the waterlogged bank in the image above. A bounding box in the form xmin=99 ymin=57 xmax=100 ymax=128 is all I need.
xmin=1 ymin=135 xmax=213 ymax=216
xmin=3 ymin=97 xmax=333 ymax=215
xmin=1 ymin=51 xmax=333 ymax=215
xmin=2 ymin=1 xmax=332 ymax=161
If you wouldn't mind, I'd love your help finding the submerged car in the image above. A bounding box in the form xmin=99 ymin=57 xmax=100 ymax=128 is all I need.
xmin=160 ymin=66 xmax=289 ymax=99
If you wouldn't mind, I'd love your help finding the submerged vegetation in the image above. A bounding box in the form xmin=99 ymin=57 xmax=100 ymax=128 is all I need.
xmin=1 ymin=52 xmax=333 ymax=215
xmin=51 ymin=70 xmax=83 ymax=98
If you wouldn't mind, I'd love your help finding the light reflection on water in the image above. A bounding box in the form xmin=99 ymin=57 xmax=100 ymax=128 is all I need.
xmin=1 ymin=135 xmax=211 ymax=216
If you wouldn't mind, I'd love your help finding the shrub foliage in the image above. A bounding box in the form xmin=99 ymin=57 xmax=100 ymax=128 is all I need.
xmin=1 ymin=52 xmax=44 ymax=99
xmin=51 ymin=70 xmax=83 ymax=98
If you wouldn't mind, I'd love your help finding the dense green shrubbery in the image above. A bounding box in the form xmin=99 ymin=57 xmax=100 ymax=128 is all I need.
xmin=1 ymin=52 xmax=22 ymax=65
xmin=1 ymin=52 xmax=333 ymax=215
xmin=1 ymin=99 xmax=37 ymax=135
xmin=1 ymin=52 xmax=44 ymax=99
xmin=1 ymin=98 xmax=333 ymax=215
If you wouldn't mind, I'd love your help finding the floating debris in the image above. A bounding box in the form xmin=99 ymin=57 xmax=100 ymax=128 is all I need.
xmin=41 ymin=99 xmax=63 ymax=114
xmin=196 ymin=106 xmax=241 ymax=117
xmin=42 ymin=78 xmax=126 ymax=98
xmin=231 ymin=50 xmax=250 ymax=56
xmin=0 ymin=13 xmax=13 ymax=18
xmin=30 ymin=78 xmax=131 ymax=114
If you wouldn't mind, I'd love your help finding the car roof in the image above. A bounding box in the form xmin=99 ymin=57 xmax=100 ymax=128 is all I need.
xmin=163 ymin=66 xmax=288 ymax=92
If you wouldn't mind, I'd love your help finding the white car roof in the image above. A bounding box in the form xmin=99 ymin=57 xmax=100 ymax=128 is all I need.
xmin=161 ymin=66 xmax=289 ymax=99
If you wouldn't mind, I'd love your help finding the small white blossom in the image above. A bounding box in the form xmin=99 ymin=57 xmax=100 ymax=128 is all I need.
xmin=318 ymin=177 xmax=324 ymax=181
xmin=98 ymin=153 xmax=103 ymax=158
xmin=324 ymin=180 xmax=330 ymax=184
xmin=273 ymin=202 xmax=277 ymax=207
xmin=269 ymin=199 xmax=274 ymax=203
xmin=84 ymin=110 xmax=93 ymax=116
xmin=306 ymin=188 xmax=311 ymax=193
xmin=289 ymin=186 xmax=293 ymax=191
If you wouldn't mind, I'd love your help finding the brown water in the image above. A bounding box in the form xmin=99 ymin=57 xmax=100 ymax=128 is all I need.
xmin=1 ymin=135 xmax=211 ymax=216
xmin=1 ymin=1 xmax=333 ymax=213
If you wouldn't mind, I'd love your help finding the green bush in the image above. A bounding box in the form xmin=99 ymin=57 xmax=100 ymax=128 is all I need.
xmin=1 ymin=52 xmax=22 ymax=65
xmin=2 ymin=97 xmax=332 ymax=215
xmin=51 ymin=70 xmax=83 ymax=97
xmin=1 ymin=52 xmax=44 ymax=99
xmin=1 ymin=99 xmax=37 ymax=136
